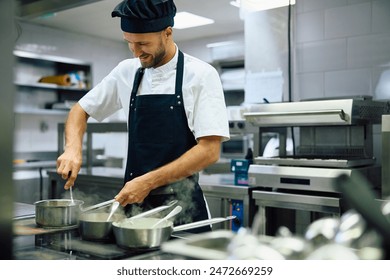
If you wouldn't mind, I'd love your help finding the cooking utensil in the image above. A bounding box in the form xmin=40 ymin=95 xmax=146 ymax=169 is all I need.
xmin=69 ymin=186 xmax=75 ymax=205
xmin=127 ymin=200 xmax=178 ymax=221
xmin=113 ymin=215 xmax=236 ymax=249
xmin=34 ymin=199 xmax=84 ymax=228
xmin=151 ymin=205 xmax=182 ymax=228
xmin=79 ymin=211 xmax=126 ymax=241
xmin=81 ymin=199 xmax=116 ymax=212
xmin=106 ymin=201 xmax=120 ymax=222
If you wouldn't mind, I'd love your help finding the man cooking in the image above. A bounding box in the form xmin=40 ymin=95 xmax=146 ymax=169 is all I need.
xmin=56 ymin=0 xmax=229 ymax=232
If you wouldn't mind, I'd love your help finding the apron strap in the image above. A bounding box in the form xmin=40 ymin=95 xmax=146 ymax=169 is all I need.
xmin=175 ymin=51 xmax=184 ymax=95
xmin=130 ymin=67 xmax=145 ymax=99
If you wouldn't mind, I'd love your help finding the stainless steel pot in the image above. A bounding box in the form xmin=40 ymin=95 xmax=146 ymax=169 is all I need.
xmin=79 ymin=212 xmax=126 ymax=241
xmin=112 ymin=216 xmax=236 ymax=249
xmin=34 ymin=199 xmax=84 ymax=228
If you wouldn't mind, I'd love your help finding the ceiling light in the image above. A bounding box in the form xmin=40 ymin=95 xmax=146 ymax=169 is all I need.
xmin=241 ymin=0 xmax=295 ymax=12
xmin=174 ymin=12 xmax=214 ymax=29
xmin=230 ymin=0 xmax=241 ymax=8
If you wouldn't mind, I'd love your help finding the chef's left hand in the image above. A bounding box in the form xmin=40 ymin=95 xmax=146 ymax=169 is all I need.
xmin=115 ymin=176 xmax=152 ymax=206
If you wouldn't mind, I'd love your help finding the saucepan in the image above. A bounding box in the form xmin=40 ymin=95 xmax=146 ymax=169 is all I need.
xmin=34 ymin=198 xmax=119 ymax=228
xmin=34 ymin=199 xmax=84 ymax=228
xmin=112 ymin=215 xmax=236 ymax=249
xmin=78 ymin=200 xmax=179 ymax=241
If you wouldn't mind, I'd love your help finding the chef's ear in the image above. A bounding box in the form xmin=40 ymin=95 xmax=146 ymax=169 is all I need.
xmin=164 ymin=27 xmax=173 ymax=38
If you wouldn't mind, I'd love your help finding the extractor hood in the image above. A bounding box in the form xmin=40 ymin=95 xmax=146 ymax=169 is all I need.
xmin=17 ymin=0 xmax=103 ymax=19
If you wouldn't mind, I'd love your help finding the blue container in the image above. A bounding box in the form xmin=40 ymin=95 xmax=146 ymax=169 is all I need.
xmin=231 ymin=159 xmax=250 ymax=186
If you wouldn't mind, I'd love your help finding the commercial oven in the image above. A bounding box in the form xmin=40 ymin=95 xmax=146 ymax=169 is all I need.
xmin=243 ymin=97 xmax=390 ymax=235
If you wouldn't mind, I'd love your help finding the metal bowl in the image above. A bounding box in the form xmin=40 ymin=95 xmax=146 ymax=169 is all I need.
xmin=34 ymin=199 xmax=84 ymax=228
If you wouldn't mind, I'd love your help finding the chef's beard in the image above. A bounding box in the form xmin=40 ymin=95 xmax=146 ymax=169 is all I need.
xmin=139 ymin=41 xmax=166 ymax=69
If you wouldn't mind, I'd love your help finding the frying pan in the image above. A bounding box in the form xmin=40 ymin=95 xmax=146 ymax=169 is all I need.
xmin=112 ymin=216 xmax=236 ymax=249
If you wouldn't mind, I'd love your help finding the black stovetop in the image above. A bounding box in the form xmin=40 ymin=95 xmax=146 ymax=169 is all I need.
xmin=13 ymin=227 xmax=182 ymax=260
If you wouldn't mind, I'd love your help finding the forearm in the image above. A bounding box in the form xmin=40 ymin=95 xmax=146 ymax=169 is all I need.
xmin=141 ymin=136 xmax=221 ymax=191
xmin=64 ymin=103 xmax=89 ymax=152
xmin=57 ymin=103 xmax=89 ymax=189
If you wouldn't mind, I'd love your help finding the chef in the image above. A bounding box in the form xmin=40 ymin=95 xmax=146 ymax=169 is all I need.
xmin=56 ymin=0 xmax=229 ymax=232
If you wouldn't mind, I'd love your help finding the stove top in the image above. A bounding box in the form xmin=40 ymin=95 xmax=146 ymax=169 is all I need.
xmin=13 ymin=222 xmax=182 ymax=260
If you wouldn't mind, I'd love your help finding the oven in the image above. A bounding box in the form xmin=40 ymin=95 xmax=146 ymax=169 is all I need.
xmin=243 ymin=97 xmax=390 ymax=235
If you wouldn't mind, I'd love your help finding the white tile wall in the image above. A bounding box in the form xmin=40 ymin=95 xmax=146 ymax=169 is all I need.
xmin=295 ymin=0 xmax=390 ymax=100
xmin=324 ymin=3 xmax=371 ymax=39
xmin=324 ymin=68 xmax=372 ymax=97
xmin=296 ymin=38 xmax=347 ymax=73
xmin=296 ymin=10 xmax=324 ymax=43
xmin=373 ymin=0 xmax=390 ymax=34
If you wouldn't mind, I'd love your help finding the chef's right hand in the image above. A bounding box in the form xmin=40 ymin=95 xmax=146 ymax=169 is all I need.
xmin=56 ymin=149 xmax=82 ymax=190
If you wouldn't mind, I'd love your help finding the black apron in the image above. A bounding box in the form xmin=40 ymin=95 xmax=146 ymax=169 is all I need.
xmin=124 ymin=51 xmax=210 ymax=233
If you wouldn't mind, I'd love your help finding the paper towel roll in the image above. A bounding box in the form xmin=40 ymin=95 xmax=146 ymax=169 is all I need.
xmin=38 ymin=74 xmax=71 ymax=86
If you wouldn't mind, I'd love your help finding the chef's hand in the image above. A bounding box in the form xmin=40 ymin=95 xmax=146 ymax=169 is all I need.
xmin=115 ymin=177 xmax=152 ymax=206
xmin=56 ymin=149 xmax=82 ymax=190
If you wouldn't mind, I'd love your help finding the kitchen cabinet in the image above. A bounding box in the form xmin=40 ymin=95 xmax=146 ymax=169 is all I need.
xmin=13 ymin=50 xmax=92 ymax=114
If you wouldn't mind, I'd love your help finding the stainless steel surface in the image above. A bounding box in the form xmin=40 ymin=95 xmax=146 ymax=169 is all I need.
xmin=200 ymin=183 xmax=252 ymax=229
xmin=34 ymin=199 xmax=84 ymax=228
xmin=243 ymin=98 xmax=389 ymax=127
xmin=248 ymin=164 xmax=379 ymax=193
xmin=252 ymin=190 xmax=341 ymax=213
xmin=252 ymin=190 xmax=341 ymax=235
xmin=18 ymin=0 xmax=103 ymax=19
xmin=382 ymin=115 xmax=390 ymax=198
xmin=14 ymin=202 xmax=35 ymax=219
xmin=254 ymin=156 xmax=376 ymax=168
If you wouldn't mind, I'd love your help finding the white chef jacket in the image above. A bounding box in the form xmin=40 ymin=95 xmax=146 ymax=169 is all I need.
xmin=79 ymin=47 xmax=230 ymax=142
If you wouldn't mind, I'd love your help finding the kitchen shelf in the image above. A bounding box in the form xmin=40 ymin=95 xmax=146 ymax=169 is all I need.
xmin=15 ymin=81 xmax=90 ymax=92
xmin=13 ymin=50 xmax=92 ymax=104
xmin=14 ymin=108 xmax=69 ymax=115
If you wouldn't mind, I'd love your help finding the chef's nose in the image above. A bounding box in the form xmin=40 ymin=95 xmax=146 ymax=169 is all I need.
xmin=131 ymin=45 xmax=143 ymax=58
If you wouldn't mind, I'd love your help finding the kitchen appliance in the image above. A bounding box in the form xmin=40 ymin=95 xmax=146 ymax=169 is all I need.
xmin=244 ymin=97 xmax=390 ymax=235
xmin=244 ymin=97 xmax=390 ymax=194
xmin=221 ymin=120 xmax=255 ymax=159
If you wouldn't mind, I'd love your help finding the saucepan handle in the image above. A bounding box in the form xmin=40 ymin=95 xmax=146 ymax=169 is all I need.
xmin=173 ymin=216 xmax=236 ymax=232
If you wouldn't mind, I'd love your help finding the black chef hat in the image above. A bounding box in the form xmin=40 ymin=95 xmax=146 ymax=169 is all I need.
xmin=112 ymin=0 xmax=176 ymax=33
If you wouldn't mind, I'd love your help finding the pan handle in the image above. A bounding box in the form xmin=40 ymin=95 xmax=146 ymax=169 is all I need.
xmin=128 ymin=200 xmax=178 ymax=220
xmin=173 ymin=216 xmax=236 ymax=232
xmin=81 ymin=199 xmax=116 ymax=212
